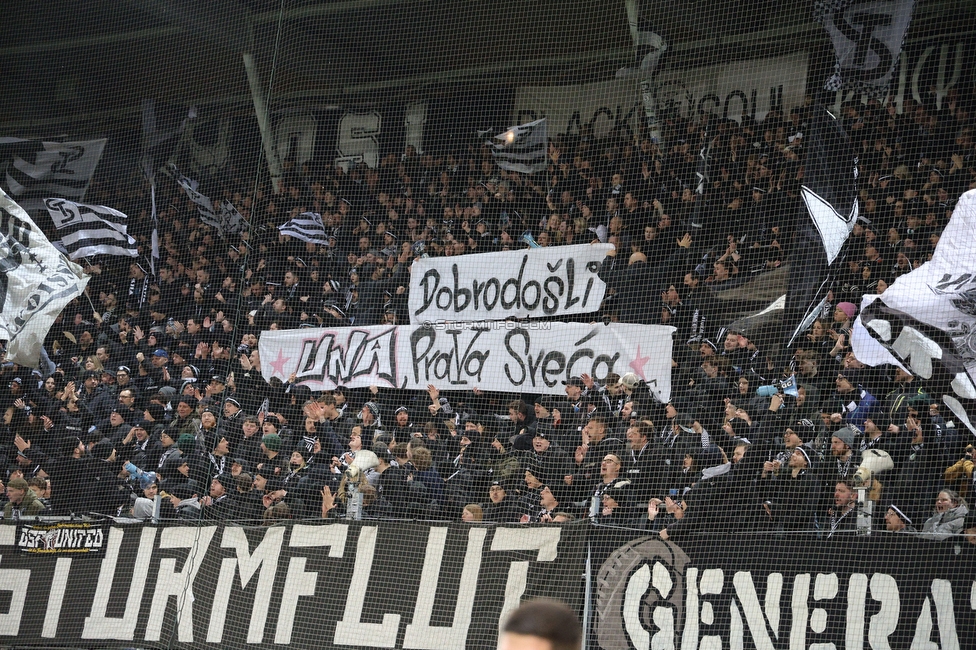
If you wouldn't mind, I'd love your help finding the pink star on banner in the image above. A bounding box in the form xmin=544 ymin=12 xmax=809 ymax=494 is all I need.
xmin=628 ymin=344 xmax=650 ymax=380
xmin=270 ymin=349 xmax=291 ymax=377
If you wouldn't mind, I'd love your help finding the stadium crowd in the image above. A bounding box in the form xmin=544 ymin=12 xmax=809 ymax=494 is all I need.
xmin=3 ymin=90 xmax=976 ymax=542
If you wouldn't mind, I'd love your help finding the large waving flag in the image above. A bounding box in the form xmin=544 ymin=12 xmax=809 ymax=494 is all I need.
xmin=815 ymin=0 xmax=916 ymax=97
xmin=0 ymin=187 xmax=89 ymax=367
xmin=45 ymin=199 xmax=138 ymax=260
xmin=781 ymin=104 xmax=859 ymax=360
xmin=853 ymin=190 xmax=976 ymax=433
xmin=617 ymin=0 xmax=668 ymax=142
xmin=490 ymin=118 xmax=548 ymax=174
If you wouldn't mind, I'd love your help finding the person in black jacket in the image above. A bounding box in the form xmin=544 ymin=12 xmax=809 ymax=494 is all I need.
xmin=825 ymin=479 xmax=858 ymax=538
xmin=597 ymin=247 xmax=658 ymax=324
xmin=763 ymin=444 xmax=821 ymax=532
xmin=482 ymin=480 xmax=519 ymax=522
xmin=624 ymin=421 xmax=658 ymax=504
xmin=15 ymin=433 xmax=95 ymax=516
xmin=563 ymin=416 xmax=626 ymax=503
xmin=660 ymin=444 xmax=731 ymax=541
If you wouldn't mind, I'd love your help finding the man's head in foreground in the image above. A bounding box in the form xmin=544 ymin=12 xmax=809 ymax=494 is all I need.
xmin=498 ymin=599 xmax=581 ymax=650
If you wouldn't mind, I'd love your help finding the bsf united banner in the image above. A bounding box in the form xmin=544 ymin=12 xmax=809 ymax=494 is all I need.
xmin=259 ymin=320 xmax=674 ymax=401
xmin=409 ymin=244 xmax=613 ymax=324
xmin=0 ymin=187 xmax=89 ymax=367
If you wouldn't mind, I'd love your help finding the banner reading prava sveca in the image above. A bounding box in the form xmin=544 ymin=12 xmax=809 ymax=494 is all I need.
xmin=408 ymin=243 xmax=614 ymax=324
xmin=3 ymin=522 xmax=975 ymax=649
xmin=259 ymin=321 xmax=674 ymax=400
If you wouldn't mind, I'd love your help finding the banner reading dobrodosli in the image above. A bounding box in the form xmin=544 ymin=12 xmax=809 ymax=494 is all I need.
xmin=408 ymin=243 xmax=614 ymax=324
xmin=259 ymin=321 xmax=675 ymax=401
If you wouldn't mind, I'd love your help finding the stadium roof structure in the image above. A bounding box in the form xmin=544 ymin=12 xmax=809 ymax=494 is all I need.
xmin=7 ymin=0 xmax=968 ymax=132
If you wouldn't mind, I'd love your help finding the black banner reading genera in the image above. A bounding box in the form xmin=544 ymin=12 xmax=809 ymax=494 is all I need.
xmin=1 ymin=522 xmax=975 ymax=649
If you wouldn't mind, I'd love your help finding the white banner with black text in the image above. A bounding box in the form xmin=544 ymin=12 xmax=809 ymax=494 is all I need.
xmin=259 ymin=320 xmax=674 ymax=400
xmin=408 ymin=243 xmax=613 ymax=324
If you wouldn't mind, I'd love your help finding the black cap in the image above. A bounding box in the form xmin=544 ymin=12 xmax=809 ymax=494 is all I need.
xmin=562 ymin=376 xmax=584 ymax=388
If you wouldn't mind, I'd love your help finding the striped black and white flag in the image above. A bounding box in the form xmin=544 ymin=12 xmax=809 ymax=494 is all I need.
xmin=489 ymin=118 xmax=547 ymax=174
xmin=0 ymin=138 xmax=106 ymax=216
xmin=45 ymin=198 xmax=138 ymax=260
xmin=278 ymin=212 xmax=329 ymax=245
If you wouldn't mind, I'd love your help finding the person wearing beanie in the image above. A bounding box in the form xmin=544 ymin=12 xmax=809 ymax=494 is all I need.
xmin=828 ymin=426 xmax=861 ymax=481
xmin=282 ymin=447 xmax=311 ymax=493
xmin=824 ymin=368 xmax=879 ymax=433
xmin=170 ymin=397 xmax=202 ymax=438
xmin=201 ymin=473 xmax=237 ymax=521
xmin=3 ymin=477 xmax=47 ymax=518
xmin=884 ymin=503 xmax=917 ymax=533
xmin=761 ymin=442 xmax=820 ymax=533
xmin=257 ymin=433 xmax=289 ymax=476
xmin=483 ymin=480 xmax=519 ymax=523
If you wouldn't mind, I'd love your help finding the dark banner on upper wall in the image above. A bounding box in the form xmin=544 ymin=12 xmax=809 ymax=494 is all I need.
xmin=831 ymin=34 xmax=976 ymax=113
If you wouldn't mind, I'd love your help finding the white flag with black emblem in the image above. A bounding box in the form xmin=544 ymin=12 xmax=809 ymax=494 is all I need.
xmin=853 ymin=189 xmax=976 ymax=433
xmin=45 ymin=199 xmax=138 ymax=260
xmin=814 ymin=0 xmax=916 ymax=97
xmin=490 ymin=118 xmax=548 ymax=174
xmin=0 ymin=187 xmax=89 ymax=367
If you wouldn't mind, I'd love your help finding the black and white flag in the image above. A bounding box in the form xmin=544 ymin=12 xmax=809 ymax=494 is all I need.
xmin=0 ymin=187 xmax=89 ymax=367
xmin=853 ymin=189 xmax=976 ymax=433
xmin=0 ymin=138 xmax=106 ymax=216
xmin=172 ymin=164 xmax=213 ymax=217
xmin=45 ymin=199 xmax=138 ymax=260
xmin=171 ymin=165 xmax=243 ymax=236
xmin=141 ymin=100 xmax=196 ymax=275
xmin=815 ymin=0 xmax=916 ymax=98
xmin=490 ymin=118 xmax=547 ymax=174
xmin=278 ymin=212 xmax=329 ymax=245
xmin=214 ymin=200 xmax=245 ymax=236
xmin=781 ymin=104 xmax=859 ymax=362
